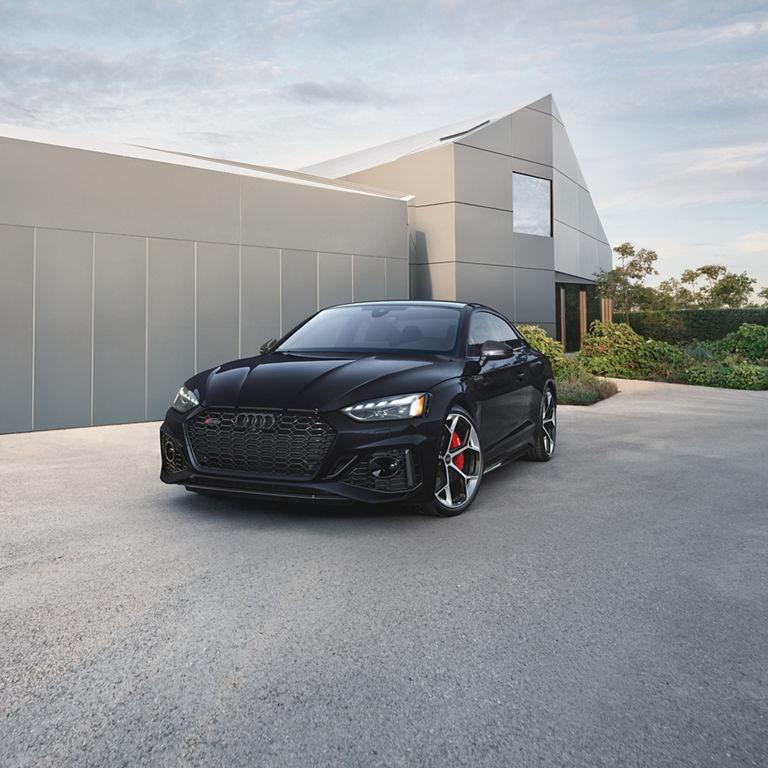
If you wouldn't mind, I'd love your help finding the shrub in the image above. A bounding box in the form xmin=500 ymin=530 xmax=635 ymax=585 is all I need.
xmin=629 ymin=308 xmax=768 ymax=343
xmin=580 ymin=321 xmax=687 ymax=379
xmin=517 ymin=324 xmax=617 ymax=404
xmin=681 ymin=340 xmax=717 ymax=362
xmin=677 ymin=362 xmax=768 ymax=391
xmin=715 ymin=323 xmax=768 ymax=363
xmin=556 ymin=366 xmax=619 ymax=405
xmin=517 ymin=324 xmax=567 ymax=377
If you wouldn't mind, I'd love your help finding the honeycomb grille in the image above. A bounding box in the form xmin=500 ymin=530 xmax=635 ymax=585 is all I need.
xmin=341 ymin=449 xmax=421 ymax=493
xmin=186 ymin=409 xmax=336 ymax=478
xmin=161 ymin=432 xmax=186 ymax=474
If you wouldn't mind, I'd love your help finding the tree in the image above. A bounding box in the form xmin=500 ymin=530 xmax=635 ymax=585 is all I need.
xmin=654 ymin=266 xmax=757 ymax=309
xmin=594 ymin=242 xmax=659 ymax=322
xmin=656 ymin=278 xmax=694 ymax=309
xmin=756 ymin=286 xmax=768 ymax=304
xmin=708 ymin=271 xmax=757 ymax=308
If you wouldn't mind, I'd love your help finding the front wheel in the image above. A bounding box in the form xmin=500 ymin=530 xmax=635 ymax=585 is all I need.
xmin=418 ymin=406 xmax=483 ymax=517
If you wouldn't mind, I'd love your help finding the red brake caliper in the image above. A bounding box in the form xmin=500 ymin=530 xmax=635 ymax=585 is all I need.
xmin=451 ymin=431 xmax=464 ymax=470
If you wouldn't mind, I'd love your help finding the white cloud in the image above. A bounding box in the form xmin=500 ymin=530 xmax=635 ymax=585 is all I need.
xmin=735 ymin=232 xmax=768 ymax=253
xmin=647 ymin=13 xmax=768 ymax=49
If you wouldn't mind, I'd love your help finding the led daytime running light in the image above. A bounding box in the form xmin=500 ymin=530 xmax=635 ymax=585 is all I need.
xmin=342 ymin=393 xmax=426 ymax=422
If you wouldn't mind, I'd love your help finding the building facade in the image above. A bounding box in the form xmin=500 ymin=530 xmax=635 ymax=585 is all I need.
xmin=304 ymin=95 xmax=612 ymax=350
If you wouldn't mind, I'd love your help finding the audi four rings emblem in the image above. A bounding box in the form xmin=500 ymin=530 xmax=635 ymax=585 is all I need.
xmin=234 ymin=412 xmax=276 ymax=430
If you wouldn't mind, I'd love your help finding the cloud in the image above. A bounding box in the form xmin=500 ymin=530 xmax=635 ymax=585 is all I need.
xmin=663 ymin=140 xmax=768 ymax=173
xmin=285 ymin=79 xmax=392 ymax=104
xmin=647 ymin=12 xmax=768 ymax=49
xmin=735 ymin=232 xmax=768 ymax=253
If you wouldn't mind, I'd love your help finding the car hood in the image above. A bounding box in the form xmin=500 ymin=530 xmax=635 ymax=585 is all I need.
xmin=195 ymin=352 xmax=462 ymax=412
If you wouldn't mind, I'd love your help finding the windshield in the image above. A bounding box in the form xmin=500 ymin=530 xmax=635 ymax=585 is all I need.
xmin=277 ymin=304 xmax=462 ymax=354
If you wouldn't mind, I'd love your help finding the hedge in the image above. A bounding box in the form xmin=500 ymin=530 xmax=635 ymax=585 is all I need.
xmin=629 ymin=308 xmax=768 ymax=343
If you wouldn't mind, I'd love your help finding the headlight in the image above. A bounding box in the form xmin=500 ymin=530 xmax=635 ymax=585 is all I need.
xmin=342 ymin=393 xmax=426 ymax=422
xmin=171 ymin=385 xmax=199 ymax=413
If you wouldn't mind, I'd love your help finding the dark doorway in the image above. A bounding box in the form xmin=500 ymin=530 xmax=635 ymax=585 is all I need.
xmin=555 ymin=283 xmax=601 ymax=352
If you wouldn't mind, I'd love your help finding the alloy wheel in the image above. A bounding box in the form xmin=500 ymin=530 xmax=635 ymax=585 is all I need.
xmin=434 ymin=410 xmax=482 ymax=511
xmin=541 ymin=389 xmax=556 ymax=457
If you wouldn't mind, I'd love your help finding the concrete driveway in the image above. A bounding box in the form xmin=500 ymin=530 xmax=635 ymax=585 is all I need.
xmin=1 ymin=380 xmax=766 ymax=767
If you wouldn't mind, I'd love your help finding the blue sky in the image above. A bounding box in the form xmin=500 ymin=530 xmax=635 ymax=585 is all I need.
xmin=1 ymin=0 xmax=767 ymax=294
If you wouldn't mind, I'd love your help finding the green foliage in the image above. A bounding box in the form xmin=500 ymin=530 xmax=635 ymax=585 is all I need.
xmin=555 ymin=366 xmax=619 ymax=405
xmin=629 ymin=308 xmax=768 ymax=343
xmin=594 ymin=242 xmax=658 ymax=322
xmin=517 ymin=324 xmax=563 ymax=358
xmin=681 ymin=340 xmax=716 ymax=362
xmin=522 ymin=320 xmax=768 ymax=396
xmin=657 ymin=265 xmax=756 ymax=309
xmin=715 ymin=323 xmax=768 ymax=363
xmin=678 ymin=362 xmax=768 ymax=391
xmin=708 ymin=271 xmax=756 ymax=308
xmin=517 ymin=324 xmax=567 ymax=377
xmin=579 ymin=321 xmax=687 ymax=379
xmin=517 ymin=324 xmax=617 ymax=405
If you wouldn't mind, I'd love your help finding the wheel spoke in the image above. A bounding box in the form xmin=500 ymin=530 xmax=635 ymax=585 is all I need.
xmin=436 ymin=480 xmax=453 ymax=506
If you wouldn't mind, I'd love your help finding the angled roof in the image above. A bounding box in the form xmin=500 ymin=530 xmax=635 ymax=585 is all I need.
xmin=301 ymin=95 xmax=561 ymax=179
xmin=0 ymin=123 xmax=409 ymax=201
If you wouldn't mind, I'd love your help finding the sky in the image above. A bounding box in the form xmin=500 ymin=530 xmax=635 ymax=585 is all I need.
xmin=1 ymin=0 xmax=767 ymax=294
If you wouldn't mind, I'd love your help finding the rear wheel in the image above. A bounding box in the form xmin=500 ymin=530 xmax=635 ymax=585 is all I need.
xmin=527 ymin=387 xmax=556 ymax=461
xmin=418 ymin=406 xmax=483 ymax=517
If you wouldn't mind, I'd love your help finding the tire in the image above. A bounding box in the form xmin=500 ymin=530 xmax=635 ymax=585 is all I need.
xmin=526 ymin=387 xmax=557 ymax=461
xmin=416 ymin=405 xmax=484 ymax=517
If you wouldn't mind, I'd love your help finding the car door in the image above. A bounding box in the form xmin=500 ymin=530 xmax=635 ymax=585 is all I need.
xmin=467 ymin=311 xmax=534 ymax=453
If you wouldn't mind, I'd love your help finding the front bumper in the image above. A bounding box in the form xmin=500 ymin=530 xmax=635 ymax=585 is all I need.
xmin=160 ymin=405 xmax=443 ymax=505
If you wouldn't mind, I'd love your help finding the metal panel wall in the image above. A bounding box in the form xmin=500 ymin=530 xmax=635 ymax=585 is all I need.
xmin=281 ymin=249 xmax=318 ymax=333
xmin=0 ymin=139 xmax=241 ymax=244
xmin=0 ymin=225 xmax=34 ymax=432
xmin=93 ymin=233 xmax=146 ymax=425
xmin=318 ymin=252 xmax=353 ymax=309
xmin=353 ymin=255 xmax=387 ymax=302
xmin=34 ymin=229 xmax=93 ymax=430
xmin=241 ymin=246 xmax=280 ymax=357
xmin=196 ymin=242 xmax=239 ymax=373
xmin=146 ymin=238 xmax=195 ymax=420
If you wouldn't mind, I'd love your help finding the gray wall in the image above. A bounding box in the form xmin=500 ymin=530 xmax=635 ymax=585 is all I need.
xmin=341 ymin=96 xmax=610 ymax=340
xmin=0 ymin=136 xmax=408 ymax=433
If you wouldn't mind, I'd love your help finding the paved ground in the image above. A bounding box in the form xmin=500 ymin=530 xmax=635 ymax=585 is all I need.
xmin=1 ymin=380 xmax=766 ymax=767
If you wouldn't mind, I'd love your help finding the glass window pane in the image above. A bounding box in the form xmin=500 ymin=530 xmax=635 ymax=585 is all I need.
xmin=278 ymin=304 xmax=461 ymax=353
xmin=513 ymin=173 xmax=551 ymax=236
xmin=468 ymin=312 xmax=521 ymax=354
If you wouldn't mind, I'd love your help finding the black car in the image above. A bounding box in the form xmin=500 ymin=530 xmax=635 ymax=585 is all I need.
xmin=160 ymin=301 xmax=556 ymax=516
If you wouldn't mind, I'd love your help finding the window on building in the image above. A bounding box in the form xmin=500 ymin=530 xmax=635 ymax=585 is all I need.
xmin=513 ymin=172 xmax=552 ymax=236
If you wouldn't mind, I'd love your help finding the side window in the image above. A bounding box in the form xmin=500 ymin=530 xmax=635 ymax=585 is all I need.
xmin=467 ymin=312 xmax=522 ymax=355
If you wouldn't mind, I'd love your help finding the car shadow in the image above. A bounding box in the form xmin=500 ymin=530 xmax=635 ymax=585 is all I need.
xmin=165 ymin=487 xmax=438 ymax=535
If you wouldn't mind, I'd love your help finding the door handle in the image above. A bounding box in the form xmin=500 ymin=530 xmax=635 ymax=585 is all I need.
xmin=517 ymin=372 xmax=525 ymax=380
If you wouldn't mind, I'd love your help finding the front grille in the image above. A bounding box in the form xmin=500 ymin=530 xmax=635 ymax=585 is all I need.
xmin=186 ymin=409 xmax=336 ymax=478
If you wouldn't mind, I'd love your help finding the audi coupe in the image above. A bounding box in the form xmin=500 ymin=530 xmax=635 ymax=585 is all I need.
xmin=160 ymin=301 xmax=556 ymax=515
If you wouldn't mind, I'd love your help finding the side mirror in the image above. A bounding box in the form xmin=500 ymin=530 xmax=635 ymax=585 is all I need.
xmin=479 ymin=340 xmax=513 ymax=366
xmin=259 ymin=338 xmax=279 ymax=354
